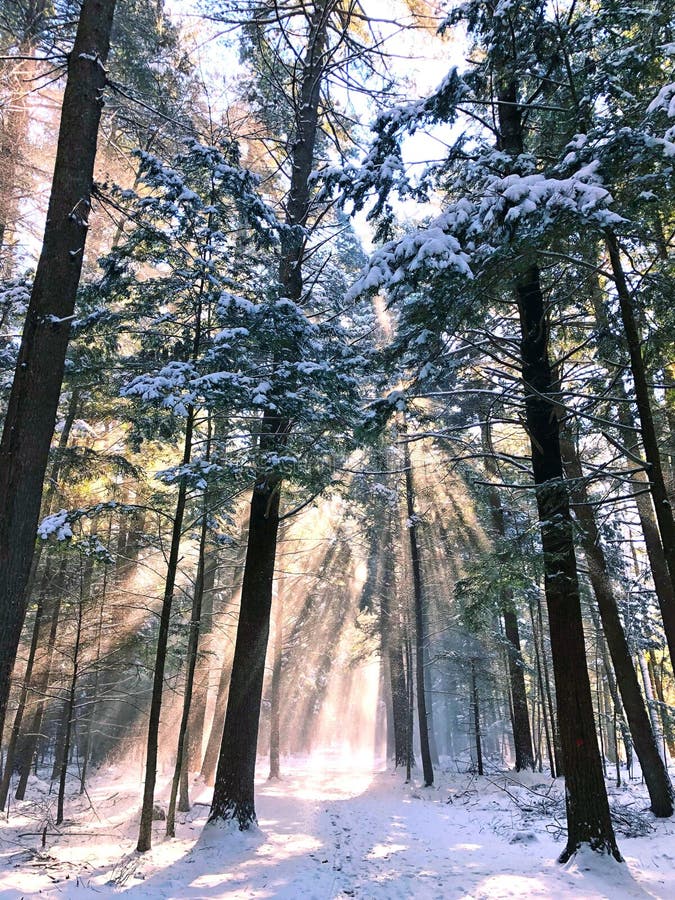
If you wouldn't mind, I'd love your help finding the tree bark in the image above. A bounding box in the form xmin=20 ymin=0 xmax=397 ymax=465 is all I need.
xmin=403 ymin=431 xmax=433 ymax=786
xmin=516 ymin=264 xmax=619 ymax=860
xmin=589 ymin=605 xmax=633 ymax=777
xmin=637 ymin=652 xmax=664 ymax=760
xmin=560 ymin=430 xmax=673 ymax=815
xmin=591 ymin=281 xmax=675 ymax=666
xmin=137 ymin=407 xmax=194 ymax=852
xmin=0 ymin=595 xmax=44 ymax=808
xmin=0 ymin=1 xmax=48 ymax=272
xmin=404 ymin=614 xmax=414 ymax=783
xmin=491 ymin=67 xmax=618 ymax=857
xmin=605 ymin=231 xmax=675 ymax=606
xmin=186 ymin=550 xmax=217 ymax=771
xmin=482 ymin=423 xmax=534 ymax=771
xmin=200 ymin=547 xmax=244 ymax=786
xmin=200 ymin=651 xmax=231 ymax=787
xmin=388 ymin=610 xmax=412 ymax=770
xmin=56 ymin=575 xmax=87 ymax=826
xmin=379 ymin=510 xmax=408 ymax=767
xmin=647 ymin=651 xmax=675 ymax=757
xmin=208 ymin=472 xmax=281 ymax=827
xmin=14 ymin=558 xmax=66 ymax=799
xmin=268 ymin=586 xmax=283 ymax=780
xmin=208 ymin=0 xmax=332 ymax=829
xmin=166 ymin=485 xmax=210 ymax=837
xmin=0 ymin=0 xmax=117 ymax=737
xmin=614 ymin=401 xmax=675 ymax=667
xmin=471 ymin=660 xmax=483 ymax=776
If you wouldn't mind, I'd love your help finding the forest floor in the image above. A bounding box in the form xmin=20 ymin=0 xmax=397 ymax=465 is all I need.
xmin=0 ymin=751 xmax=674 ymax=898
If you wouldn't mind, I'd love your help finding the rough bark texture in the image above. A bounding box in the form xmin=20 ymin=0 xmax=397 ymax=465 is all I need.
xmin=502 ymin=607 xmax=534 ymax=770
xmin=492 ymin=67 xmax=618 ymax=859
xmin=516 ymin=267 xmax=619 ymax=860
xmin=208 ymin=473 xmax=281 ymax=827
xmin=0 ymin=0 xmax=117 ymax=735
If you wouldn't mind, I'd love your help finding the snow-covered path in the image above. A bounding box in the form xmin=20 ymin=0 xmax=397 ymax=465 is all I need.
xmin=1 ymin=754 xmax=674 ymax=898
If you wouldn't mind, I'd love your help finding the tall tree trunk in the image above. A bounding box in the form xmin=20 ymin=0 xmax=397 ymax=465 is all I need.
xmin=590 ymin=605 xmax=633 ymax=777
xmin=404 ymin=613 xmax=414 ymax=783
xmin=20 ymin=387 xmax=82 ymax=618
xmin=51 ymin=697 xmax=70 ymax=783
xmin=200 ymin=547 xmax=245 ymax=786
xmin=379 ymin=511 xmax=408 ymax=767
xmin=529 ymin=594 xmax=555 ymax=777
xmin=137 ymin=407 xmax=194 ymax=852
xmin=208 ymin=0 xmax=332 ymax=830
xmin=208 ymin=471 xmax=281 ymax=827
xmin=55 ymin=575 xmax=87 ymax=826
xmin=403 ymin=431 xmax=433 ymax=786
xmin=0 ymin=1 xmax=48 ymax=272
xmin=516 ymin=262 xmax=619 ymax=860
xmin=268 ymin=587 xmax=283 ymax=780
xmin=503 ymin=608 xmax=533 ymax=770
xmin=560 ymin=430 xmax=673 ymax=815
xmin=637 ymin=652 xmax=665 ymax=761
xmin=591 ymin=282 xmax=675 ymax=666
xmin=482 ymin=423 xmax=534 ymax=771
xmin=166 ymin=489 xmax=210 ymax=836
xmin=536 ymin=596 xmax=562 ymax=775
xmin=14 ymin=559 xmax=66 ymax=800
xmin=200 ymin=649 xmax=232 ymax=788
xmin=0 ymin=595 xmax=44 ymax=808
xmin=647 ymin=651 xmax=675 ymax=757
xmin=389 ymin=633 xmax=410 ymax=768
xmin=186 ymin=550 xmax=217 ymax=771
xmin=0 ymin=0 xmax=117 ymax=737
xmin=614 ymin=401 xmax=675 ymax=667
xmin=422 ymin=641 xmax=440 ymax=767
xmin=0 ymin=370 xmax=79 ymax=780
xmin=471 ymin=659 xmax=483 ymax=776
xmin=605 ymin=231 xmax=675 ymax=605
xmin=50 ymin=536 xmax=95 ymax=787
xmin=80 ymin=575 xmax=107 ymax=794
xmin=493 ymin=55 xmax=618 ymax=854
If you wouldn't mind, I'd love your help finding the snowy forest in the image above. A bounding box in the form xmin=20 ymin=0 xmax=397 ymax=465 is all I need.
xmin=0 ymin=0 xmax=674 ymax=896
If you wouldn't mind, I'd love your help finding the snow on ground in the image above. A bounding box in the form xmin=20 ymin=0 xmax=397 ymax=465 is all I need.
xmin=0 ymin=751 xmax=674 ymax=899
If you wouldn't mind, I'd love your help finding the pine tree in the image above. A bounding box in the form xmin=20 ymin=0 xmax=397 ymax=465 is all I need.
xmin=0 ymin=0 xmax=118 ymax=745
xmin=335 ymin=0 xmax=632 ymax=861
xmin=208 ymin=0 xmax=369 ymax=830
